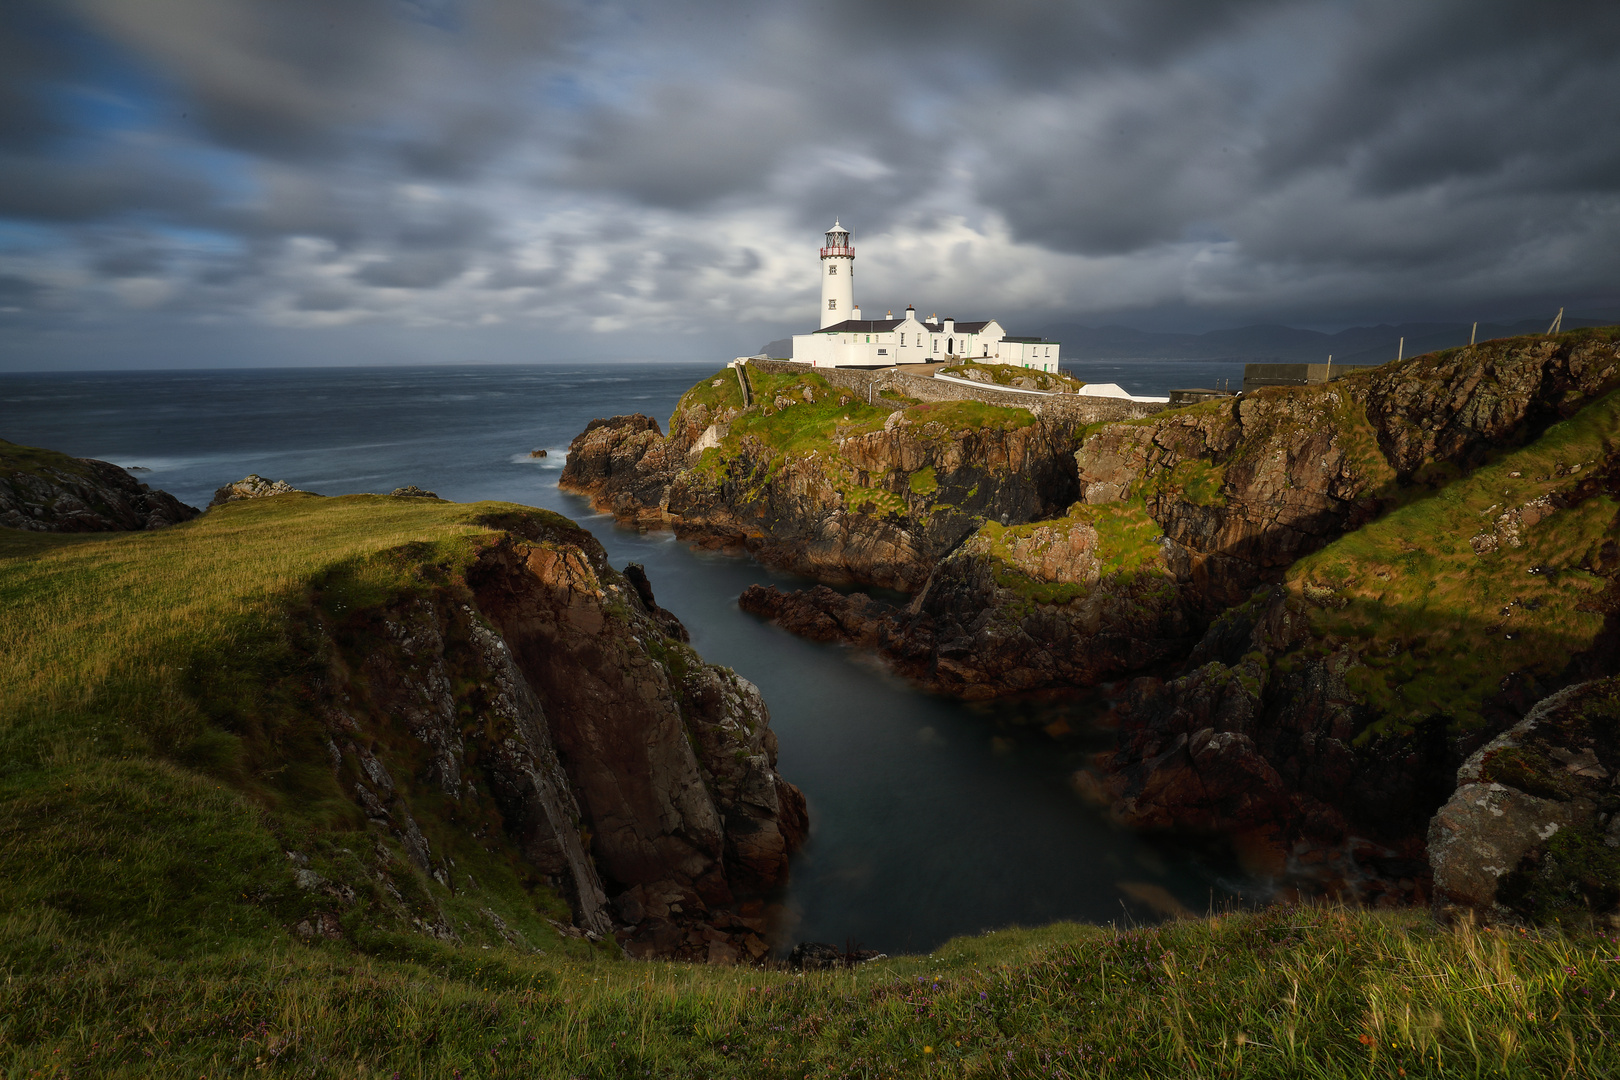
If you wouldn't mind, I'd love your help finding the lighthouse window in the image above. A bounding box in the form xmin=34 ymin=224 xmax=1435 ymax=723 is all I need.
xmin=828 ymin=299 xmax=836 ymax=310
xmin=828 ymin=265 xmax=837 ymax=275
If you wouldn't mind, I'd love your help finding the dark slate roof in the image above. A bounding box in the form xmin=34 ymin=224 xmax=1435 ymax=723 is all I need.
xmin=814 ymin=317 xmax=1004 ymax=334
xmin=815 ymin=319 xmax=906 ymax=333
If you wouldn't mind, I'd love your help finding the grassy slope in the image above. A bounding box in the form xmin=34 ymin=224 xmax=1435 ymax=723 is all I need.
xmin=4 ymin=494 xmax=1620 ymax=1074
xmin=0 ymin=495 xmax=606 ymax=964
xmin=5 ymin=901 xmax=1618 ymax=1077
xmin=0 ymin=437 xmax=108 ymax=484
xmin=1285 ymin=387 xmax=1620 ymax=736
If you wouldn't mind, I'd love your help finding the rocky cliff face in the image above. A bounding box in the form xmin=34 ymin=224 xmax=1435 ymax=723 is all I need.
xmin=1074 ymin=330 xmax=1620 ymax=612
xmin=746 ymin=331 xmax=1620 ymax=700
xmin=1094 ymin=360 xmax=1620 ymax=898
xmin=304 ymin=508 xmax=805 ymax=962
xmin=0 ymin=438 xmax=198 ymax=531
xmin=740 ymin=507 xmax=1192 ymax=699
xmin=560 ymin=368 xmax=1085 ymax=590
xmin=562 ymin=335 xmax=1620 ymax=918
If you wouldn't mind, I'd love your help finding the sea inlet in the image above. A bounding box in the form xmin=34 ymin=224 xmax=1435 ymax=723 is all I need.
xmin=4 ymin=358 xmax=1259 ymax=955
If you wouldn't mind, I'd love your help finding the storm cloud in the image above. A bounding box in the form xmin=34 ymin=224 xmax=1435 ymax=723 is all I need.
xmin=0 ymin=0 xmax=1615 ymax=367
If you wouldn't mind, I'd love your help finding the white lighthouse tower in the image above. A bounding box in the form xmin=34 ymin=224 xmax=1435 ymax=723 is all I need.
xmin=819 ymin=221 xmax=854 ymax=328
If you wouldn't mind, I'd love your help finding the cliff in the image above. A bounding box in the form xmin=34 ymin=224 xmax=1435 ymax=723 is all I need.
xmin=0 ymin=438 xmax=198 ymax=531
xmin=0 ymin=484 xmax=803 ymax=965
xmin=1097 ymin=370 xmax=1620 ymax=901
xmin=745 ymin=331 xmax=1620 ymax=699
xmin=560 ymin=366 xmax=1087 ymax=590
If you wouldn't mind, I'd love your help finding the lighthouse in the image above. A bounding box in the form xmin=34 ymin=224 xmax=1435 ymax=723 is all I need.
xmin=819 ymin=221 xmax=854 ymax=328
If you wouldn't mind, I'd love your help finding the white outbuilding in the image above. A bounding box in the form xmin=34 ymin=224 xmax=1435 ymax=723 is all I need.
xmin=789 ymin=222 xmax=1060 ymax=372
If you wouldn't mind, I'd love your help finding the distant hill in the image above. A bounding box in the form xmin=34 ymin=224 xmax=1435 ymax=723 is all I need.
xmin=1040 ymin=316 xmax=1618 ymax=363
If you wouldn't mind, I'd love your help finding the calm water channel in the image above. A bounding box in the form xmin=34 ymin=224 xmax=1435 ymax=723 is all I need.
xmin=4 ymin=358 xmax=1257 ymax=954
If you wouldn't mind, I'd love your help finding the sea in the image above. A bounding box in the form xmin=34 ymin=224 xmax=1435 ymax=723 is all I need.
xmin=3 ymin=356 xmax=1258 ymax=955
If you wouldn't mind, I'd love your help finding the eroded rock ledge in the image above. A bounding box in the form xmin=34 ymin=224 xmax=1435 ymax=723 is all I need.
xmin=302 ymin=509 xmax=806 ymax=962
xmin=560 ymin=401 xmax=1085 ymax=591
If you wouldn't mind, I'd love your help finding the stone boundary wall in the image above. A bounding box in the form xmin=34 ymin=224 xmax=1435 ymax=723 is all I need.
xmin=745 ymin=358 xmax=1166 ymax=423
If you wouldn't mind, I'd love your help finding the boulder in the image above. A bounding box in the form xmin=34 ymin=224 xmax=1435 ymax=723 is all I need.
xmin=1429 ymin=678 xmax=1620 ymax=924
xmin=209 ymin=474 xmax=311 ymax=506
xmin=0 ymin=439 xmax=199 ymax=532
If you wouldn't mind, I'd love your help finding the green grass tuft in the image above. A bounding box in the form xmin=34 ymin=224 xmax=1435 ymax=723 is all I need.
xmin=1290 ymin=388 xmax=1620 ymax=735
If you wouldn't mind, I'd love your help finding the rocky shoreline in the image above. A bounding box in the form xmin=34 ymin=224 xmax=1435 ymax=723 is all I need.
xmin=563 ymin=332 xmax=1620 ymax=923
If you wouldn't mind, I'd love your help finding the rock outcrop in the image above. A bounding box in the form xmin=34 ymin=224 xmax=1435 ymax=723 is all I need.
xmin=1092 ymin=365 xmax=1620 ymax=897
xmin=747 ymin=330 xmax=1620 ymax=698
xmin=1429 ymin=677 xmax=1620 ymax=925
xmin=1072 ymin=329 xmax=1620 ymax=613
xmin=305 ymin=508 xmax=805 ymax=961
xmin=560 ymin=380 xmax=1086 ymax=590
xmin=0 ymin=439 xmax=198 ymax=531
xmin=209 ymin=474 xmax=312 ymax=505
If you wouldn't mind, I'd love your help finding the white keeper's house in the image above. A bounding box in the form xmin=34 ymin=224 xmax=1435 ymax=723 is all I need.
xmin=788 ymin=222 xmax=1060 ymax=372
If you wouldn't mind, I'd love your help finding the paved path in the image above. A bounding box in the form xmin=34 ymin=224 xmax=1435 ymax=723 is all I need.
xmin=931 ymin=371 xmax=1055 ymax=397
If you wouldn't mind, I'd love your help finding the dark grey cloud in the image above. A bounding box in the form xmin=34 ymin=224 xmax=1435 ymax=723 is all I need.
xmin=0 ymin=154 xmax=215 ymax=222
xmin=817 ymin=0 xmax=1292 ymax=77
xmin=71 ymin=0 xmax=569 ymax=165
xmin=0 ymin=3 xmax=76 ymax=152
xmin=0 ymin=0 xmax=1616 ymax=360
xmin=966 ymin=0 xmax=1620 ymax=286
xmin=355 ymin=250 xmax=468 ymax=288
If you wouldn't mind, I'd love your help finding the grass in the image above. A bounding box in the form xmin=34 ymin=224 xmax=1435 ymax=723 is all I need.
xmin=1284 ymin=388 xmax=1620 ymax=736
xmin=0 ymin=492 xmax=511 ymax=767
xmin=7 ymin=456 xmax=1620 ymax=1074
xmin=670 ymin=366 xmax=1043 ymax=530
xmin=3 ymin=901 xmax=1618 ymax=1076
xmin=0 ymin=494 xmax=616 ymax=969
xmin=964 ymin=498 xmax=1171 ymax=607
xmin=901 ymin=398 xmax=1037 ymax=435
xmin=0 ymin=437 xmax=110 ymax=484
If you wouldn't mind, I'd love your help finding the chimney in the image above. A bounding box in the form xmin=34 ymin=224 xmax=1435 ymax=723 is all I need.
xmin=926 ymin=313 xmax=938 ymax=325
xmin=852 ymin=305 xmax=862 ymax=320
xmin=943 ymin=317 xmax=954 ymax=335
xmin=905 ymin=305 xmax=915 ymax=319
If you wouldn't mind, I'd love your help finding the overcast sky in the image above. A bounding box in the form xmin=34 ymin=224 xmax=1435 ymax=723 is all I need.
xmin=2 ymin=0 xmax=1617 ymax=369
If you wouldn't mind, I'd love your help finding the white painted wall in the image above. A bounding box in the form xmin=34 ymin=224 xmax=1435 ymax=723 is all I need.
xmin=819 ymin=222 xmax=854 ymax=328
